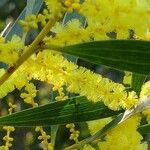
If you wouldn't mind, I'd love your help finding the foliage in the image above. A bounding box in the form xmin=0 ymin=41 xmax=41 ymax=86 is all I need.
xmin=0 ymin=0 xmax=150 ymax=149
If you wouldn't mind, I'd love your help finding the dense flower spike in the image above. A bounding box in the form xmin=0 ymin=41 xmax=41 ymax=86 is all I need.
xmin=87 ymin=118 xmax=112 ymax=135
xmin=0 ymin=49 xmax=138 ymax=110
xmin=21 ymin=83 xmax=38 ymax=107
xmin=0 ymin=35 xmax=23 ymax=65
xmin=0 ymin=101 xmax=16 ymax=149
xmin=35 ymin=51 xmax=138 ymax=110
xmin=98 ymin=115 xmax=147 ymax=149
xmin=35 ymin=126 xmax=53 ymax=150
xmin=81 ymin=144 xmax=95 ymax=150
xmin=66 ymin=123 xmax=80 ymax=143
xmin=140 ymin=81 xmax=150 ymax=124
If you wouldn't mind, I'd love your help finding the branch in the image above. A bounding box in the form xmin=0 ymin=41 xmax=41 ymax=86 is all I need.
xmin=0 ymin=15 xmax=60 ymax=86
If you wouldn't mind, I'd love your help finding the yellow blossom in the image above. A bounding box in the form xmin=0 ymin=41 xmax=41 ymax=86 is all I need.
xmin=98 ymin=115 xmax=147 ymax=150
xmin=82 ymin=144 xmax=96 ymax=150
xmin=140 ymin=81 xmax=150 ymax=123
xmin=21 ymin=83 xmax=38 ymax=107
xmin=87 ymin=118 xmax=112 ymax=135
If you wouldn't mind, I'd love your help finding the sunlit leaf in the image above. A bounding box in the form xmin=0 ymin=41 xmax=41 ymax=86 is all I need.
xmin=0 ymin=96 xmax=121 ymax=127
xmin=52 ymin=40 xmax=150 ymax=75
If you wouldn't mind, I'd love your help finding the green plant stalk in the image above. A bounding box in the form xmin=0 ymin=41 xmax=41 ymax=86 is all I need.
xmin=0 ymin=15 xmax=60 ymax=86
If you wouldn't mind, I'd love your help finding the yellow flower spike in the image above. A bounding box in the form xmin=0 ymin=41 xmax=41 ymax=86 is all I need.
xmin=0 ymin=37 xmax=5 ymax=43
xmin=72 ymin=3 xmax=81 ymax=10
xmin=66 ymin=123 xmax=75 ymax=128
xmin=74 ymin=0 xmax=80 ymax=2
xmin=34 ymin=50 xmax=138 ymax=110
xmin=19 ymin=20 xmax=29 ymax=32
xmin=35 ymin=126 xmax=41 ymax=132
xmin=64 ymin=0 xmax=72 ymax=7
xmin=98 ymin=115 xmax=147 ymax=149
xmin=82 ymin=144 xmax=96 ymax=150
xmin=1 ymin=99 xmax=15 ymax=149
xmin=66 ymin=123 xmax=80 ymax=143
xmin=35 ymin=126 xmax=53 ymax=149
xmin=37 ymin=14 xmax=47 ymax=26
xmin=2 ymin=126 xmax=15 ymax=149
xmin=0 ymin=35 xmax=23 ymax=65
xmin=69 ymin=128 xmax=75 ymax=133
xmin=140 ymin=81 xmax=150 ymax=124
xmin=21 ymin=83 xmax=38 ymax=107
xmin=67 ymin=7 xmax=73 ymax=13
xmin=123 ymin=72 xmax=132 ymax=85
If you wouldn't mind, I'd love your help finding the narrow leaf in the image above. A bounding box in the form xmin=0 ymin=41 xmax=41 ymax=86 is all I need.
xmin=26 ymin=0 xmax=36 ymax=16
xmin=0 ymin=96 xmax=121 ymax=127
xmin=21 ymin=0 xmax=37 ymax=41
xmin=138 ymin=124 xmax=150 ymax=134
xmin=5 ymin=0 xmax=43 ymax=40
xmin=52 ymin=40 xmax=150 ymax=75
xmin=131 ymin=74 xmax=146 ymax=94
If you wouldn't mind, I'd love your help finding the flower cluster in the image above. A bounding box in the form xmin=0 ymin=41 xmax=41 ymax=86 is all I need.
xmin=0 ymin=0 xmax=150 ymax=149
xmin=98 ymin=115 xmax=147 ymax=149
xmin=21 ymin=83 xmax=38 ymax=107
xmin=35 ymin=126 xmax=53 ymax=150
xmin=0 ymin=101 xmax=16 ymax=150
xmin=66 ymin=123 xmax=80 ymax=143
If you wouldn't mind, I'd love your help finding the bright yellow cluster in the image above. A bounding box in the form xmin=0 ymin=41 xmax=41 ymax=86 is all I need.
xmin=66 ymin=123 xmax=80 ymax=143
xmin=20 ymin=0 xmax=65 ymax=32
xmin=8 ymin=102 xmax=17 ymax=115
xmin=0 ymin=48 xmax=138 ymax=110
xmin=20 ymin=82 xmax=53 ymax=150
xmin=0 ymin=35 xmax=23 ymax=65
xmin=87 ymin=118 xmax=112 ymax=135
xmin=21 ymin=83 xmax=38 ymax=107
xmin=0 ymin=101 xmax=16 ymax=150
xmin=79 ymin=0 xmax=150 ymax=39
xmin=0 ymin=66 xmax=28 ymax=99
xmin=53 ymin=86 xmax=68 ymax=101
xmin=123 ymin=72 xmax=132 ymax=85
xmin=63 ymin=0 xmax=81 ymax=12
xmin=1 ymin=126 xmax=15 ymax=150
xmin=35 ymin=50 xmax=138 ymax=110
xmin=98 ymin=115 xmax=147 ymax=150
xmin=35 ymin=126 xmax=53 ymax=150
xmin=43 ymin=0 xmax=150 ymax=45
xmin=44 ymin=0 xmax=150 ymax=49
xmin=140 ymin=81 xmax=150 ymax=124
xmin=0 ymin=37 xmax=5 ymax=43
xmin=45 ymin=19 xmax=88 ymax=46
xmin=20 ymin=15 xmax=38 ymax=32
xmin=81 ymin=144 xmax=95 ymax=150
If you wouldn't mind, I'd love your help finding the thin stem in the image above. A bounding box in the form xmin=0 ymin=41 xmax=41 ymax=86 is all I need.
xmin=0 ymin=15 xmax=60 ymax=86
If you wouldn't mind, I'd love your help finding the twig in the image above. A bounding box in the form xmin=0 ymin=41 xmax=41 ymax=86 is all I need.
xmin=0 ymin=15 xmax=60 ymax=86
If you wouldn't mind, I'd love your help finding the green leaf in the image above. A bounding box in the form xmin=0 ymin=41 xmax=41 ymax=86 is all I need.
xmin=138 ymin=124 xmax=150 ymax=134
xmin=62 ymin=10 xmax=86 ymax=63
xmin=131 ymin=74 xmax=146 ymax=94
xmin=53 ymin=40 xmax=150 ymax=75
xmin=0 ymin=96 xmax=121 ymax=127
xmin=22 ymin=0 xmax=37 ymax=41
xmin=5 ymin=0 xmax=43 ymax=40
xmin=26 ymin=0 xmax=36 ymax=16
